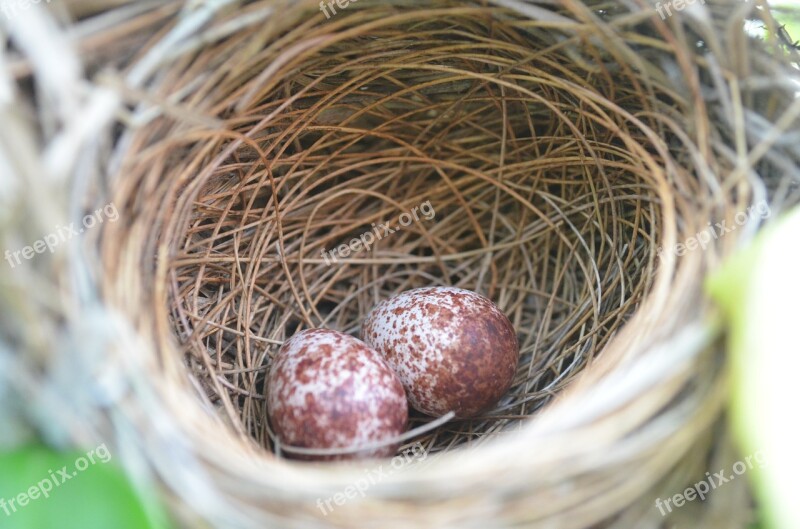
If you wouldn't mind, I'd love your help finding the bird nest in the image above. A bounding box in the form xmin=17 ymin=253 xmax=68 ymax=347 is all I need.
xmin=2 ymin=0 xmax=799 ymax=528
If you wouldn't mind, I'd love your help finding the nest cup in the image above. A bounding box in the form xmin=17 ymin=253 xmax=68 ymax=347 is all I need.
xmin=165 ymin=3 xmax=671 ymax=454
xmin=3 ymin=0 xmax=799 ymax=528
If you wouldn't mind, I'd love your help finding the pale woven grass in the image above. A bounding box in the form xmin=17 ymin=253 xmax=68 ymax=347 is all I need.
xmin=1 ymin=0 xmax=799 ymax=528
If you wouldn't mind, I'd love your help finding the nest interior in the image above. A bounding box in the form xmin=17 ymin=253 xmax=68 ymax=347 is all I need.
xmin=132 ymin=3 xmax=675 ymax=455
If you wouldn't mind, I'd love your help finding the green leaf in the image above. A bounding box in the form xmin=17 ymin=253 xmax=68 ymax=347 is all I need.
xmin=0 ymin=444 xmax=169 ymax=529
xmin=771 ymin=1 xmax=800 ymax=47
xmin=707 ymin=206 xmax=800 ymax=529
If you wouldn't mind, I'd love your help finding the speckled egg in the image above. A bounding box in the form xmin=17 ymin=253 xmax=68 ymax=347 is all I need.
xmin=266 ymin=329 xmax=408 ymax=460
xmin=361 ymin=287 xmax=519 ymax=418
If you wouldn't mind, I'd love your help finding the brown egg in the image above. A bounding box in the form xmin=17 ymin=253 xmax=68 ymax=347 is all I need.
xmin=361 ymin=287 xmax=519 ymax=418
xmin=266 ymin=329 xmax=408 ymax=460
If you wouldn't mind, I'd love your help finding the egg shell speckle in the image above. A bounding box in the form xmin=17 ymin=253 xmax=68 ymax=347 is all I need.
xmin=267 ymin=329 xmax=408 ymax=460
xmin=361 ymin=287 xmax=519 ymax=418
